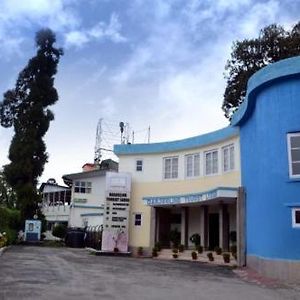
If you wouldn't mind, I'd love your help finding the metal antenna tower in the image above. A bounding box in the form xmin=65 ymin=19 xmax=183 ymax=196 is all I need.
xmin=94 ymin=118 xmax=103 ymax=165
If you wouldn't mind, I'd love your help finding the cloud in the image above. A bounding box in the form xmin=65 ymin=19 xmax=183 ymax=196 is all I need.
xmin=65 ymin=13 xmax=127 ymax=48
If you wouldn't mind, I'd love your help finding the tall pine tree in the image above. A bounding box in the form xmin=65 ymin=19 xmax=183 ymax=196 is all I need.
xmin=0 ymin=29 xmax=63 ymax=222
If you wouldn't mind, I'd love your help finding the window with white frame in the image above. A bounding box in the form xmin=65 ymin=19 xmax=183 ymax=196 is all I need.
xmin=134 ymin=213 xmax=142 ymax=226
xmin=223 ymin=144 xmax=235 ymax=172
xmin=185 ymin=153 xmax=200 ymax=177
xmin=163 ymin=156 xmax=179 ymax=179
xmin=136 ymin=159 xmax=143 ymax=171
xmin=74 ymin=181 xmax=92 ymax=193
xmin=292 ymin=208 xmax=300 ymax=228
xmin=287 ymin=133 xmax=300 ymax=178
xmin=205 ymin=150 xmax=218 ymax=175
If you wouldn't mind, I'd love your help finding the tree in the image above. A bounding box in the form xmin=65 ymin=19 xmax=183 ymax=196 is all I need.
xmin=0 ymin=170 xmax=17 ymax=208
xmin=0 ymin=29 xmax=63 ymax=222
xmin=223 ymin=22 xmax=300 ymax=119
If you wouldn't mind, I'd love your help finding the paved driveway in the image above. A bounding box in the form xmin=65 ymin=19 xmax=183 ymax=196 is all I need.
xmin=0 ymin=246 xmax=299 ymax=300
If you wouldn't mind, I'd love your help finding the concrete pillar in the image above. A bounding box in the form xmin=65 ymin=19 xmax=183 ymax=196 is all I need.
xmin=200 ymin=205 xmax=208 ymax=250
xmin=149 ymin=207 xmax=156 ymax=248
xmin=180 ymin=207 xmax=189 ymax=247
xmin=219 ymin=203 xmax=229 ymax=251
xmin=237 ymin=187 xmax=246 ymax=266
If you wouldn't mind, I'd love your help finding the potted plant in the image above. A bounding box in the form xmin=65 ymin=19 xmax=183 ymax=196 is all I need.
xmin=152 ymin=247 xmax=158 ymax=257
xmin=169 ymin=228 xmax=180 ymax=248
xmin=155 ymin=242 xmax=162 ymax=252
xmin=223 ymin=252 xmax=231 ymax=263
xmin=113 ymin=247 xmax=119 ymax=253
xmin=207 ymin=252 xmax=214 ymax=261
xmin=178 ymin=244 xmax=185 ymax=252
xmin=191 ymin=251 xmax=198 ymax=260
xmin=214 ymin=246 xmax=222 ymax=255
xmin=137 ymin=246 xmax=143 ymax=256
xmin=196 ymin=245 xmax=203 ymax=254
xmin=189 ymin=233 xmax=201 ymax=248
xmin=172 ymin=248 xmax=178 ymax=259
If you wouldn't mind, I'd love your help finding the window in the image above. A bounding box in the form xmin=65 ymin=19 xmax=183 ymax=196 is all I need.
xmin=136 ymin=159 xmax=143 ymax=171
xmin=74 ymin=181 xmax=92 ymax=193
xmin=163 ymin=156 xmax=178 ymax=179
xmin=292 ymin=208 xmax=300 ymax=228
xmin=205 ymin=150 xmax=218 ymax=175
xmin=185 ymin=153 xmax=200 ymax=177
xmin=223 ymin=144 xmax=235 ymax=172
xmin=287 ymin=133 xmax=300 ymax=178
xmin=134 ymin=213 xmax=142 ymax=226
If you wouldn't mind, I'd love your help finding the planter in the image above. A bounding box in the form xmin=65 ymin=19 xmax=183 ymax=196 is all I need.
xmin=191 ymin=251 xmax=198 ymax=260
xmin=223 ymin=252 xmax=231 ymax=263
xmin=207 ymin=252 xmax=214 ymax=261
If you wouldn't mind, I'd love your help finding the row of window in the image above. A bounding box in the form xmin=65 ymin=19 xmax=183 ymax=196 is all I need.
xmin=136 ymin=144 xmax=235 ymax=179
xmin=74 ymin=181 xmax=92 ymax=194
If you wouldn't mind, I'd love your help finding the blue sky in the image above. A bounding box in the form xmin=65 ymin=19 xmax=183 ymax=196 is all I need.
xmin=0 ymin=0 xmax=299 ymax=185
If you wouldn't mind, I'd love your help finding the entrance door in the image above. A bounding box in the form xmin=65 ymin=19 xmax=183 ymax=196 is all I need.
xmin=209 ymin=213 xmax=219 ymax=250
xmin=158 ymin=208 xmax=171 ymax=247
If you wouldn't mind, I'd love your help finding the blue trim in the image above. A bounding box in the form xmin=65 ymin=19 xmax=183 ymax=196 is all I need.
xmin=80 ymin=213 xmax=103 ymax=217
xmin=73 ymin=204 xmax=104 ymax=209
xmin=284 ymin=203 xmax=300 ymax=207
xmin=114 ymin=127 xmax=238 ymax=155
xmin=231 ymin=56 xmax=300 ymax=126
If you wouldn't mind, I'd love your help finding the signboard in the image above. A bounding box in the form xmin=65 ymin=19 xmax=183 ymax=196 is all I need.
xmin=143 ymin=188 xmax=238 ymax=206
xmin=101 ymin=172 xmax=131 ymax=252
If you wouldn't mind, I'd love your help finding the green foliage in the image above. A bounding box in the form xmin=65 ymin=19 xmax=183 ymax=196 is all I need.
xmin=137 ymin=246 xmax=143 ymax=255
xmin=178 ymin=244 xmax=185 ymax=252
xmin=196 ymin=245 xmax=203 ymax=254
xmin=214 ymin=247 xmax=222 ymax=255
xmin=0 ymin=170 xmax=17 ymax=208
xmin=154 ymin=242 xmax=162 ymax=251
xmin=52 ymin=224 xmax=67 ymax=239
xmin=223 ymin=22 xmax=300 ymax=119
xmin=189 ymin=233 xmax=201 ymax=246
xmin=152 ymin=247 xmax=158 ymax=257
xmin=0 ymin=207 xmax=21 ymax=245
xmin=222 ymin=252 xmax=231 ymax=263
xmin=169 ymin=228 xmax=180 ymax=248
xmin=0 ymin=29 xmax=63 ymax=222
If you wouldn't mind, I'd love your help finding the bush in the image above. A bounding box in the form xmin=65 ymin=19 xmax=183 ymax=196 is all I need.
xmin=172 ymin=248 xmax=178 ymax=254
xmin=0 ymin=207 xmax=21 ymax=245
xmin=230 ymin=245 xmax=237 ymax=254
xmin=52 ymin=224 xmax=67 ymax=239
xmin=172 ymin=253 xmax=178 ymax=259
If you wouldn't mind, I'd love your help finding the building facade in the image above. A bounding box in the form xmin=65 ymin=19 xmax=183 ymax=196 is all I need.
xmin=231 ymin=56 xmax=300 ymax=282
xmin=114 ymin=127 xmax=244 ymax=259
xmin=114 ymin=56 xmax=300 ymax=282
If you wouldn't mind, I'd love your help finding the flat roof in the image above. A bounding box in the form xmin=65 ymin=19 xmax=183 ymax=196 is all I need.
xmin=114 ymin=126 xmax=239 ymax=155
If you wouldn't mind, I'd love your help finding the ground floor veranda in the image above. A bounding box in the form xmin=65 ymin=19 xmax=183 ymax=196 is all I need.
xmin=142 ymin=187 xmax=246 ymax=266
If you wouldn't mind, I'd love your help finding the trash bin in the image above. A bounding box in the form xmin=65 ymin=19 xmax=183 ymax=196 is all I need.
xmin=65 ymin=227 xmax=85 ymax=248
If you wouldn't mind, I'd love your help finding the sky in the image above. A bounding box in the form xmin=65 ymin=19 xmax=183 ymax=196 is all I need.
xmin=0 ymin=0 xmax=299 ymax=185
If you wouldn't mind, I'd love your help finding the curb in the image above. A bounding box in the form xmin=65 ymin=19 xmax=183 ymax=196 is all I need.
xmin=0 ymin=246 xmax=9 ymax=257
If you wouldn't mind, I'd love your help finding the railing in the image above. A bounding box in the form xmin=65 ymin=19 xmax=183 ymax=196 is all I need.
xmin=42 ymin=205 xmax=70 ymax=222
xmin=84 ymin=225 xmax=103 ymax=250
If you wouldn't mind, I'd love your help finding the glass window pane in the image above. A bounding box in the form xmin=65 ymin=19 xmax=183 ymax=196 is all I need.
xmin=290 ymin=136 xmax=300 ymax=148
xmin=291 ymin=149 xmax=300 ymax=162
xmin=186 ymin=155 xmax=193 ymax=177
xmin=230 ymin=146 xmax=235 ymax=170
xmin=295 ymin=210 xmax=300 ymax=224
xmin=292 ymin=162 xmax=300 ymax=175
